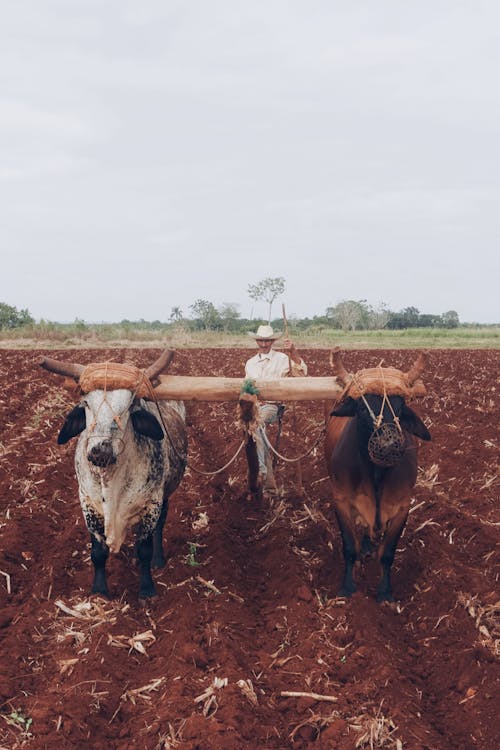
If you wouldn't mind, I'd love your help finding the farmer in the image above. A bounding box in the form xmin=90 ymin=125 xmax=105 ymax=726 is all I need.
xmin=244 ymin=324 xmax=307 ymax=487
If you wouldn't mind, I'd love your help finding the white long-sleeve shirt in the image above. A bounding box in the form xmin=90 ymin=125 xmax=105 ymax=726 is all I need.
xmin=244 ymin=348 xmax=307 ymax=380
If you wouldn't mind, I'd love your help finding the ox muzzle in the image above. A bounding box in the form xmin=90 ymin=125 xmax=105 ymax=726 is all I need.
xmin=87 ymin=439 xmax=118 ymax=468
xmin=367 ymin=422 xmax=406 ymax=467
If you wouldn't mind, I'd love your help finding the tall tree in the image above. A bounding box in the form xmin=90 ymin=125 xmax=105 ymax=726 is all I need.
xmin=169 ymin=306 xmax=183 ymax=323
xmin=0 ymin=302 xmax=34 ymax=329
xmin=367 ymin=302 xmax=391 ymax=330
xmin=218 ymin=302 xmax=240 ymax=332
xmin=326 ymin=300 xmax=369 ymax=331
xmin=189 ymin=299 xmax=221 ymax=331
xmin=441 ymin=310 xmax=460 ymax=328
xmin=247 ymin=277 xmax=286 ymax=323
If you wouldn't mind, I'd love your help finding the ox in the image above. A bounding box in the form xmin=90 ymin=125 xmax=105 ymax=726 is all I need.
xmin=39 ymin=351 xmax=187 ymax=599
xmin=325 ymin=349 xmax=431 ymax=602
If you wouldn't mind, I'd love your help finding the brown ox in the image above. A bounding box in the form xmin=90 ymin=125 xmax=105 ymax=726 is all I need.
xmin=325 ymin=349 xmax=431 ymax=602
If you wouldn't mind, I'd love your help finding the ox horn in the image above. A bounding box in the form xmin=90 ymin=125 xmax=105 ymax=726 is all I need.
xmin=406 ymin=351 xmax=428 ymax=385
xmin=145 ymin=349 xmax=175 ymax=381
xmin=329 ymin=347 xmax=350 ymax=385
xmin=38 ymin=356 xmax=85 ymax=381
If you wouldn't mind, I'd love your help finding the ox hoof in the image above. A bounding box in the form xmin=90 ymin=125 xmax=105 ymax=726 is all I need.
xmin=376 ymin=592 xmax=395 ymax=603
xmin=91 ymin=585 xmax=110 ymax=599
xmin=91 ymin=575 xmax=110 ymax=598
xmin=249 ymin=487 xmax=263 ymax=503
xmin=152 ymin=555 xmax=166 ymax=569
xmin=337 ymin=586 xmax=356 ymax=598
xmin=139 ymin=592 xmax=157 ymax=604
xmin=139 ymin=581 xmax=157 ymax=599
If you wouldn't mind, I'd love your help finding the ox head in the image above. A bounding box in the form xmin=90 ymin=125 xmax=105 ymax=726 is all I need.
xmin=330 ymin=350 xmax=431 ymax=467
xmin=40 ymin=351 xmax=174 ymax=467
xmin=57 ymin=390 xmax=164 ymax=466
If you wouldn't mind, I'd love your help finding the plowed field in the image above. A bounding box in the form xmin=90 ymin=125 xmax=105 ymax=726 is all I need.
xmin=0 ymin=347 xmax=498 ymax=750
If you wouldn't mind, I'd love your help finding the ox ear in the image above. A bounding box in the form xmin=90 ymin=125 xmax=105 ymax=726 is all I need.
xmin=331 ymin=397 xmax=357 ymax=417
xmin=131 ymin=408 xmax=164 ymax=441
xmin=57 ymin=405 xmax=86 ymax=444
xmin=400 ymin=405 xmax=431 ymax=441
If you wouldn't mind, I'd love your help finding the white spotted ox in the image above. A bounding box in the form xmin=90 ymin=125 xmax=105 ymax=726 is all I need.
xmin=39 ymin=351 xmax=187 ymax=599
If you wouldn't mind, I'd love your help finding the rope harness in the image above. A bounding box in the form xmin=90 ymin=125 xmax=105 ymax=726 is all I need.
xmin=136 ymin=368 xmax=245 ymax=477
xmin=79 ymin=362 xmax=266 ymax=478
xmin=350 ymin=367 xmax=406 ymax=468
xmin=80 ymin=358 xmax=408 ymax=476
xmin=184 ymin=439 xmax=247 ymax=477
xmin=149 ymin=388 xmax=246 ymax=478
xmin=83 ymin=361 xmax=137 ymax=458
xmin=261 ymin=421 xmax=326 ymax=463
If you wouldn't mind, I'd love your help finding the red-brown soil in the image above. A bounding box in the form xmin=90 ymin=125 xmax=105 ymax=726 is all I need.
xmin=0 ymin=347 xmax=498 ymax=750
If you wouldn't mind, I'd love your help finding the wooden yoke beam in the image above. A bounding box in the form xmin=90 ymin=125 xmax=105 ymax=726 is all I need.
xmin=153 ymin=375 xmax=343 ymax=402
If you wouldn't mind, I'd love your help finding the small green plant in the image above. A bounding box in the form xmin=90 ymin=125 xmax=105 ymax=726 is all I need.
xmin=29 ymin=403 xmax=47 ymax=430
xmin=240 ymin=378 xmax=259 ymax=396
xmin=186 ymin=542 xmax=201 ymax=567
xmin=4 ymin=708 xmax=33 ymax=737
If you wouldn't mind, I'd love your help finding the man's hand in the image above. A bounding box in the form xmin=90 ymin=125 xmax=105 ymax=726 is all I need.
xmin=283 ymin=338 xmax=301 ymax=364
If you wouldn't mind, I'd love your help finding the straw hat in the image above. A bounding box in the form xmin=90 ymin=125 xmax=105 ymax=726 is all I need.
xmin=247 ymin=324 xmax=282 ymax=341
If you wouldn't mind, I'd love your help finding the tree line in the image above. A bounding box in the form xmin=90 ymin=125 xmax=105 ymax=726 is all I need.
xmin=169 ymin=279 xmax=462 ymax=331
xmin=179 ymin=300 xmax=461 ymax=332
xmin=0 ymin=275 xmax=468 ymax=333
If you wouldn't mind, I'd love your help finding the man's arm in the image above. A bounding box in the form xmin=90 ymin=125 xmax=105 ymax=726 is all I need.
xmin=282 ymin=339 xmax=307 ymax=376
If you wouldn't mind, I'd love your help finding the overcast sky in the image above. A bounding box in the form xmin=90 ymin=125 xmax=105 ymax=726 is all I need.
xmin=2 ymin=1 xmax=499 ymax=324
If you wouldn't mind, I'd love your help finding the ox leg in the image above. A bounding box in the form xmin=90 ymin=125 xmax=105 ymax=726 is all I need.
xmin=152 ymin=497 xmax=169 ymax=568
xmin=90 ymin=534 xmax=110 ymax=597
xmin=334 ymin=509 xmax=357 ymax=597
xmin=376 ymin=512 xmax=408 ymax=602
xmin=137 ymin=535 xmax=156 ymax=598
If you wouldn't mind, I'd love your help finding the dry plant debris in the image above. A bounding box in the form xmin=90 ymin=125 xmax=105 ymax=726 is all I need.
xmin=0 ymin=569 xmax=11 ymax=594
xmin=479 ymin=471 xmax=498 ymax=490
xmin=349 ymin=702 xmax=402 ymax=749
xmin=417 ymin=463 xmax=440 ymax=489
xmin=191 ymin=511 xmax=209 ymax=531
xmin=236 ymin=679 xmax=258 ymax=706
xmin=53 ymin=597 xmax=129 ymax=646
xmin=280 ymin=690 xmax=338 ymax=703
xmin=194 ymin=676 xmax=228 ymax=717
xmin=120 ymin=677 xmax=166 ymax=705
xmin=458 ymin=592 xmax=500 ymax=656
xmin=154 ymin=721 xmax=186 ymax=750
xmin=107 ymin=629 xmax=156 ymax=656
xmin=259 ymin=499 xmax=287 ymax=534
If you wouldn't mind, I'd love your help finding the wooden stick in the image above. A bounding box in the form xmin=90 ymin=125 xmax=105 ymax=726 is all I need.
xmin=0 ymin=570 xmax=11 ymax=595
xmin=280 ymin=690 xmax=338 ymax=703
xmin=154 ymin=375 xmax=343 ymax=402
xmin=195 ymin=575 xmax=222 ymax=595
xmin=282 ymin=303 xmax=291 ymax=364
xmin=282 ymin=304 xmax=303 ymax=496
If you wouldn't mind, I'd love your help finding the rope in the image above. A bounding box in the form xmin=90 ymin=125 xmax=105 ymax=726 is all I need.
xmin=86 ymin=360 xmax=131 ymax=435
xmin=85 ymin=362 xmax=327 ymax=478
xmin=352 ymin=367 xmax=402 ymax=433
xmin=78 ymin=361 xmax=245 ymax=477
xmin=261 ymin=422 xmax=326 ymax=463
xmin=139 ymin=372 xmax=248 ymax=477
xmin=184 ymin=439 xmax=247 ymax=476
xmin=379 ymin=366 xmax=402 ymax=433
